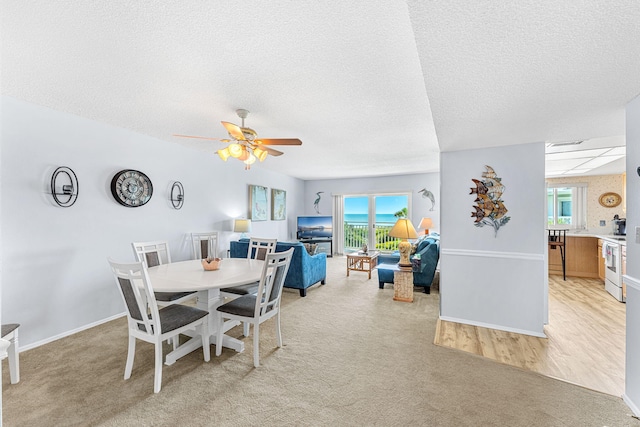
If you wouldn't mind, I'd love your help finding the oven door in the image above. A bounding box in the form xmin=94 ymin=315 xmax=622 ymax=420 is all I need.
xmin=604 ymin=242 xmax=620 ymax=285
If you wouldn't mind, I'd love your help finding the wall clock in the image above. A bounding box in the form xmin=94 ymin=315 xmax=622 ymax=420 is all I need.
xmin=598 ymin=192 xmax=622 ymax=208
xmin=110 ymin=169 xmax=153 ymax=207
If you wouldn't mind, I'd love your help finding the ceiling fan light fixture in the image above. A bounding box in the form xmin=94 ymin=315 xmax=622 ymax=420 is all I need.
xmin=228 ymin=143 xmax=243 ymax=158
xmin=217 ymin=147 xmax=231 ymax=161
xmin=244 ymin=153 xmax=257 ymax=165
xmin=237 ymin=146 xmax=250 ymax=161
xmin=253 ymin=147 xmax=268 ymax=162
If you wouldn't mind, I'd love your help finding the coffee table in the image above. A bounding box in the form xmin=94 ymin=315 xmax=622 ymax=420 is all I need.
xmin=346 ymin=251 xmax=380 ymax=279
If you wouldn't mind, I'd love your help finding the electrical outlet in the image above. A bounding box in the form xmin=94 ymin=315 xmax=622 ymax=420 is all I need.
xmin=600 ymin=220 xmax=606 ymax=226
xmin=636 ymin=226 xmax=640 ymax=244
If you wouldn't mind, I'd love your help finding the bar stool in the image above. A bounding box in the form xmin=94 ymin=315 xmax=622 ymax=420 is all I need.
xmin=548 ymin=229 xmax=567 ymax=281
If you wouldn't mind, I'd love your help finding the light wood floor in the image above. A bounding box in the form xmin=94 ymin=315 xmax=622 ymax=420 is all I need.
xmin=434 ymin=275 xmax=625 ymax=397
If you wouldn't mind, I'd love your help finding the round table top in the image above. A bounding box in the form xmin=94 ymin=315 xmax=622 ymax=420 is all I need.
xmin=147 ymin=258 xmax=264 ymax=292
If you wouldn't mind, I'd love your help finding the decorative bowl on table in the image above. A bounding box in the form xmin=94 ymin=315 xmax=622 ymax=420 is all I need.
xmin=201 ymin=257 xmax=222 ymax=271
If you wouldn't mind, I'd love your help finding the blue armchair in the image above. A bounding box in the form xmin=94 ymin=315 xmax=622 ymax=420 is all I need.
xmin=230 ymin=239 xmax=327 ymax=297
xmin=377 ymin=235 xmax=440 ymax=293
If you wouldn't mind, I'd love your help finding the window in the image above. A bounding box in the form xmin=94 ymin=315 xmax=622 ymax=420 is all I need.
xmin=343 ymin=193 xmax=410 ymax=252
xmin=547 ymin=184 xmax=587 ymax=229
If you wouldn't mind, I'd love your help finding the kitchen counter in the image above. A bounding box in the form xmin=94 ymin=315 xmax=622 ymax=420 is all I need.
xmin=548 ymin=230 xmax=626 ymax=245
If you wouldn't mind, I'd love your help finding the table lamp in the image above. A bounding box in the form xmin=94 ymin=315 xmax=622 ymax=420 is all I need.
xmin=418 ymin=217 xmax=433 ymax=235
xmin=233 ymin=219 xmax=251 ymax=239
xmin=388 ymin=218 xmax=418 ymax=269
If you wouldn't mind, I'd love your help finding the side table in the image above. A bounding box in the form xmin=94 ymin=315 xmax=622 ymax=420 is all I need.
xmin=375 ymin=263 xmax=414 ymax=303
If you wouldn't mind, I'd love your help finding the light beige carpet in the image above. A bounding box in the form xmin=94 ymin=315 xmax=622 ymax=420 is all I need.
xmin=3 ymin=256 xmax=638 ymax=426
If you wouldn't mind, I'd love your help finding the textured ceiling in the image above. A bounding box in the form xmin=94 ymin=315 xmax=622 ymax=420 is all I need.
xmin=2 ymin=1 xmax=640 ymax=179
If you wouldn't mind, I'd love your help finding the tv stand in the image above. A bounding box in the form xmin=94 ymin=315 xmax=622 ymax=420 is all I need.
xmin=298 ymin=238 xmax=333 ymax=257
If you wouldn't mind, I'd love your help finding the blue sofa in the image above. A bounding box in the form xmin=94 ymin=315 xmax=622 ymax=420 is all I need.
xmin=230 ymin=239 xmax=327 ymax=297
xmin=377 ymin=234 xmax=440 ymax=293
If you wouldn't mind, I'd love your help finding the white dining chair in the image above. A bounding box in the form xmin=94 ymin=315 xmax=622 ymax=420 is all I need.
xmin=215 ymin=248 xmax=294 ymax=367
xmin=222 ymin=237 xmax=277 ymax=297
xmin=1 ymin=323 xmax=20 ymax=384
xmin=191 ymin=232 xmax=219 ymax=260
xmin=131 ymin=240 xmax=197 ymax=307
xmin=107 ymin=258 xmax=210 ymax=393
xmin=222 ymin=237 xmax=277 ymax=336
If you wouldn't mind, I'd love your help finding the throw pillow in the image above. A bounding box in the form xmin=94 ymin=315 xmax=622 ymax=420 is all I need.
xmin=304 ymin=243 xmax=318 ymax=255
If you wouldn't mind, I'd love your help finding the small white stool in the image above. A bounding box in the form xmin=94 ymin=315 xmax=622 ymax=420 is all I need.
xmin=1 ymin=324 xmax=20 ymax=384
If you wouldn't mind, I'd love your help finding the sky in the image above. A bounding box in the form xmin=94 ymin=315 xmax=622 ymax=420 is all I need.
xmin=344 ymin=195 xmax=408 ymax=215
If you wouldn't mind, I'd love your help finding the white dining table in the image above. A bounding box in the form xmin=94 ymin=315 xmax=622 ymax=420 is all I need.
xmin=147 ymin=258 xmax=264 ymax=365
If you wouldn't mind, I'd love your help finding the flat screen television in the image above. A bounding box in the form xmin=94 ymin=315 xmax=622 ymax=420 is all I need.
xmin=297 ymin=215 xmax=333 ymax=239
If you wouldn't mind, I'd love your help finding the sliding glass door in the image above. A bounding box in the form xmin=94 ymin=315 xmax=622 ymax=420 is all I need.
xmin=343 ymin=193 xmax=410 ymax=252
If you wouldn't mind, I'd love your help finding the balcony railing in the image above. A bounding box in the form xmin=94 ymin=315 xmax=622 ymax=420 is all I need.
xmin=344 ymin=221 xmax=400 ymax=252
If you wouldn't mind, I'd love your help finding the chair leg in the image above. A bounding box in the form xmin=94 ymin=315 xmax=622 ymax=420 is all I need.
xmin=201 ymin=321 xmax=210 ymax=362
xmin=243 ymin=322 xmax=250 ymax=337
xmin=7 ymin=333 xmax=19 ymax=384
xmin=215 ymin=312 xmax=224 ymax=357
xmin=253 ymin=322 xmax=260 ymax=368
xmin=172 ymin=336 xmax=179 ymax=351
xmin=124 ymin=335 xmax=136 ymax=379
xmin=275 ymin=311 xmax=282 ymax=348
xmin=153 ymin=340 xmax=163 ymax=393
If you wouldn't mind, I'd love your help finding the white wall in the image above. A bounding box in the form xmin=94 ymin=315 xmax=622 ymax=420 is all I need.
xmin=624 ymin=95 xmax=640 ymax=415
xmin=0 ymin=96 xmax=304 ymax=348
xmin=439 ymin=142 xmax=547 ymax=336
xmin=304 ymin=173 xmax=440 ymax=231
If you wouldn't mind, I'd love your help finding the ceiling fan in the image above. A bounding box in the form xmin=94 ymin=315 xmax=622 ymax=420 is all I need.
xmin=174 ymin=109 xmax=302 ymax=169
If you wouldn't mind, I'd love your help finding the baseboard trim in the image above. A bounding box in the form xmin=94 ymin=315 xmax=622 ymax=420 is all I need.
xmin=441 ymin=248 xmax=544 ymax=262
xmin=439 ymin=315 xmax=547 ymax=338
xmin=623 ymin=393 xmax=640 ymax=416
xmin=20 ymin=312 xmax=126 ymax=352
xmin=624 ymin=274 xmax=640 ymax=292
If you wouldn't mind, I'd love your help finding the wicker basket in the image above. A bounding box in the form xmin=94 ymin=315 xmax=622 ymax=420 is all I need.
xmin=201 ymin=257 xmax=222 ymax=271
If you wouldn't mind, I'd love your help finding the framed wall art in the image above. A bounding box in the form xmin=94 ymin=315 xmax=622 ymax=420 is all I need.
xmin=249 ymin=184 xmax=268 ymax=221
xmin=271 ymin=188 xmax=286 ymax=220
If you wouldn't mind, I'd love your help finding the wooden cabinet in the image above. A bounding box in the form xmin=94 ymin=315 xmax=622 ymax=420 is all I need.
xmin=597 ymin=239 xmax=605 ymax=281
xmin=549 ymin=236 xmax=599 ymax=279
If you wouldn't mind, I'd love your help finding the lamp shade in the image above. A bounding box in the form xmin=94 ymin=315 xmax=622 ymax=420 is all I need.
xmin=388 ymin=218 xmax=418 ymax=240
xmin=233 ymin=219 xmax=251 ymax=233
xmin=418 ymin=217 xmax=433 ymax=234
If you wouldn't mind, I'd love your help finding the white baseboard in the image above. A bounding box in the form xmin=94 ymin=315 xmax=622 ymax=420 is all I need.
xmin=19 ymin=312 xmax=126 ymax=353
xmin=439 ymin=315 xmax=547 ymax=338
xmin=623 ymin=393 xmax=640 ymax=417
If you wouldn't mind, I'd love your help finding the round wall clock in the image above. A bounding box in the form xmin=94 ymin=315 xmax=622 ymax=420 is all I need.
xmin=598 ymin=192 xmax=622 ymax=208
xmin=110 ymin=169 xmax=153 ymax=207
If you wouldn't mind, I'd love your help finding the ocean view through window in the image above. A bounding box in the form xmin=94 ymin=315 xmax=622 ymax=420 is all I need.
xmin=344 ymin=194 xmax=410 ymax=252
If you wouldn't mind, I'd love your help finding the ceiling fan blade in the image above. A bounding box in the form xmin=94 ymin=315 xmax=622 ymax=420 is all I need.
xmin=173 ymin=134 xmax=221 ymax=141
xmin=262 ymin=146 xmax=284 ymax=156
xmin=221 ymin=121 xmax=246 ymax=140
xmin=256 ymin=138 xmax=303 ymax=146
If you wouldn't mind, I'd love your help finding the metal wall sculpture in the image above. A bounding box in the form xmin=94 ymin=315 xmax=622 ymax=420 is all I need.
xmin=470 ymin=165 xmax=510 ymax=237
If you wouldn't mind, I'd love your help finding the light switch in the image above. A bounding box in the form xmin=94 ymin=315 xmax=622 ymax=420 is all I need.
xmin=600 ymin=220 xmax=606 ymax=226
xmin=636 ymin=226 xmax=640 ymax=244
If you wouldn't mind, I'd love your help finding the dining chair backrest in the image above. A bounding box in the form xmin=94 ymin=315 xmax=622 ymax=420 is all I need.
xmin=247 ymin=237 xmax=277 ymax=261
xmin=191 ymin=232 xmax=219 ymax=260
xmin=132 ymin=241 xmax=171 ymax=268
xmin=255 ymin=248 xmax=294 ymax=317
xmin=108 ymin=259 xmax=160 ymax=337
